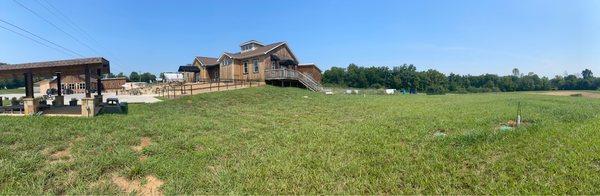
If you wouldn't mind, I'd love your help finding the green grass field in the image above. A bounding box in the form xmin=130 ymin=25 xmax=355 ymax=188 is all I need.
xmin=0 ymin=88 xmax=24 ymax=95
xmin=1 ymin=86 xmax=600 ymax=194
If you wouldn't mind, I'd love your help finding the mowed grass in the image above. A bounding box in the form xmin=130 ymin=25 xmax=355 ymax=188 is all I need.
xmin=0 ymin=88 xmax=24 ymax=95
xmin=1 ymin=86 xmax=600 ymax=194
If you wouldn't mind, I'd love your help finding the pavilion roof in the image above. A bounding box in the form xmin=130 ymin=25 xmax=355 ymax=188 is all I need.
xmin=0 ymin=57 xmax=110 ymax=78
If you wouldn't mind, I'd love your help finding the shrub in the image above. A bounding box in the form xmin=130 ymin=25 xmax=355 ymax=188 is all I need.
xmin=570 ymin=93 xmax=583 ymax=97
xmin=426 ymin=86 xmax=447 ymax=95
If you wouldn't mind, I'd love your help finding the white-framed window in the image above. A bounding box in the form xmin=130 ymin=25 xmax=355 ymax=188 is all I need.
xmin=221 ymin=59 xmax=232 ymax=66
xmin=253 ymin=59 xmax=259 ymax=73
xmin=68 ymin=83 xmax=75 ymax=89
xmin=80 ymin=83 xmax=86 ymax=90
xmin=243 ymin=61 xmax=248 ymax=74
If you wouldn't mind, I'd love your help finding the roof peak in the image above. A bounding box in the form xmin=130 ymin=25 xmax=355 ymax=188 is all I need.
xmin=239 ymin=40 xmax=264 ymax=46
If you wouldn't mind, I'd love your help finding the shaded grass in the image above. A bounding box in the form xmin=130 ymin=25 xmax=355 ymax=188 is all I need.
xmin=1 ymin=86 xmax=600 ymax=194
xmin=0 ymin=88 xmax=23 ymax=95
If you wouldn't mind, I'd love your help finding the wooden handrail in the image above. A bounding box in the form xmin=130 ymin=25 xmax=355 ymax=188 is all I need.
xmin=265 ymin=69 xmax=322 ymax=92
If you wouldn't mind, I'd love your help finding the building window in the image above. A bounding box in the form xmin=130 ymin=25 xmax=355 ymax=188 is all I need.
xmin=221 ymin=59 xmax=232 ymax=66
xmin=68 ymin=83 xmax=75 ymax=89
xmin=243 ymin=61 xmax=248 ymax=74
xmin=271 ymin=61 xmax=276 ymax=69
xmin=253 ymin=59 xmax=259 ymax=73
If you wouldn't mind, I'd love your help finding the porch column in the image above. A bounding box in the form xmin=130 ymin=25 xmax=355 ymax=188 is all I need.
xmin=96 ymin=68 xmax=102 ymax=96
xmin=56 ymin=72 xmax=62 ymax=96
xmin=82 ymin=66 xmax=96 ymax=117
xmin=23 ymin=71 xmax=38 ymax=115
xmin=95 ymin=68 xmax=103 ymax=106
xmin=24 ymin=71 xmax=34 ymax=98
xmin=54 ymin=72 xmax=64 ymax=106
xmin=84 ymin=66 xmax=91 ymax=98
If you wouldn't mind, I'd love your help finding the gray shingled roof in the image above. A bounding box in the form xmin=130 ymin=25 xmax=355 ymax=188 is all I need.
xmin=225 ymin=42 xmax=285 ymax=60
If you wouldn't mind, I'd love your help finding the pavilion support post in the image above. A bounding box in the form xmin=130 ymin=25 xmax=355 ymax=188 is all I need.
xmin=95 ymin=68 xmax=103 ymax=106
xmin=82 ymin=66 xmax=96 ymax=117
xmin=54 ymin=72 xmax=64 ymax=106
xmin=24 ymin=72 xmax=34 ymax=98
xmin=23 ymin=71 xmax=38 ymax=115
xmin=84 ymin=66 xmax=91 ymax=98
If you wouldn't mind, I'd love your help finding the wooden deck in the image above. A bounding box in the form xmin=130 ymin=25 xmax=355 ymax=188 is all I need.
xmin=265 ymin=69 xmax=322 ymax=91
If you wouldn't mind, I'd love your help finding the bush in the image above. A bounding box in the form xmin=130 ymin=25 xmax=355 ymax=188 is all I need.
xmin=426 ymin=86 xmax=447 ymax=95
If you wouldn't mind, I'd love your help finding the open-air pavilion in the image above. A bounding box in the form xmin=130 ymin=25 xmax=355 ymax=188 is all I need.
xmin=0 ymin=57 xmax=110 ymax=117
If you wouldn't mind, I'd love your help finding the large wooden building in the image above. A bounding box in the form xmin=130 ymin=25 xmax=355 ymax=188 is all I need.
xmin=38 ymin=75 xmax=126 ymax=94
xmin=192 ymin=40 xmax=323 ymax=91
xmin=38 ymin=75 xmax=98 ymax=94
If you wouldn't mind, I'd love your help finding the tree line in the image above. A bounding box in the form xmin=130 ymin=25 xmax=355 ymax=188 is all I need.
xmin=322 ymin=64 xmax=600 ymax=94
xmin=108 ymin=72 xmax=157 ymax=83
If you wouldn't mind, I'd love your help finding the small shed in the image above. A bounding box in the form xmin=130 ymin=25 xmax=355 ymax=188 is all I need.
xmin=178 ymin=65 xmax=200 ymax=83
xmin=297 ymin=63 xmax=322 ymax=83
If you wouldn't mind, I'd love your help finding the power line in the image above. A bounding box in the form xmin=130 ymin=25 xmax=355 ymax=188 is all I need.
xmin=37 ymin=0 xmax=127 ymax=70
xmin=0 ymin=24 xmax=74 ymax=57
xmin=38 ymin=0 xmax=100 ymax=47
xmin=14 ymin=0 xmax=126 ymax=73
xmin=0 ymin=19 xmax=84 ymax=57
xmin=12 ymin=0 xmax=102 ymax=56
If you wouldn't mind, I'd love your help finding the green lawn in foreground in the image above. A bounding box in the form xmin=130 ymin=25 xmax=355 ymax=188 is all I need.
xmin=0 ymin=88 xmax=23 ymax=95
xmin=1 ymin=86 xmax=600 ymax=194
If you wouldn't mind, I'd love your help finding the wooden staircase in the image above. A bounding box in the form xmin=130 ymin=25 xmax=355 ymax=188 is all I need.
xmin=265 ymin=69 xmax=323 ymax=92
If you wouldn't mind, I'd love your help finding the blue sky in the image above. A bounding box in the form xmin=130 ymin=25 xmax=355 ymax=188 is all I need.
xmin=0 ymin=0 xmax=598 ymax=77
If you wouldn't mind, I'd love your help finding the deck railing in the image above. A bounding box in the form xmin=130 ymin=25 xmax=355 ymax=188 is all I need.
xmin=265 ymin=69 xmax=322 ymax=92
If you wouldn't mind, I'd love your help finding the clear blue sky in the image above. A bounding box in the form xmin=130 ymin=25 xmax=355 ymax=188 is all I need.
xmin=0 ymin=0 xmax=598 ymax=77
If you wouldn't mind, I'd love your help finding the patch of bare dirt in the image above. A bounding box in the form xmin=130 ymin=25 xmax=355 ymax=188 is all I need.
xmin=111 ymin=174 xmax=164 ymax=196
xmin=139 ymin=155 xmax=148 ymax=161
xmin=194 ymin=144 xmax=204 ymax=152
xmin=132 ymin=137 xmax=152 ymax=152
xmin=46 ymin=142 xmax=74 ymax=164
xmin=531 ymin=91 xmax=600 ymax=98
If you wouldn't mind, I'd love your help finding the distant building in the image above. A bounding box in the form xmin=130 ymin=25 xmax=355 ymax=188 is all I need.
xmin=122 ymin=82 xmax=148 ymax=90
xmin=178 ymin=65 xmax=200 ymax=83
xmin=38 ymin=75 xmax=98 ymax=94
xmin=101 ymin=77 xmax=127 ymax=92
xmin=37 ymin=75 xmax=127 ymax=94
xmin=191 ymin=40 xmax=323 ymax=91
xmin=163 ymin=72 xmax=184 ymax=83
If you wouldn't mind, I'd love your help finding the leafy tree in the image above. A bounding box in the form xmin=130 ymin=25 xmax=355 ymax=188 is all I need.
xmin=512 ymin=68 xmax=520 ymax=77
xmin=129 ymin=72 xmax=140 ymax=82
xmin=322 ymin=67 xmax=346 ymax=86
xmin=582 ymin=69 xmax=593 ymax=80
xmin=140 ymin=72 xmax=157 ymax=83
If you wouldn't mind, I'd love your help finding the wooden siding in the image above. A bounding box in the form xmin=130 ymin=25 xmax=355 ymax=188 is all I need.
xmin=297 ymin=65 xmax=322 ymax=83
xmin=214 ymin=43 xmax=301 ymax=81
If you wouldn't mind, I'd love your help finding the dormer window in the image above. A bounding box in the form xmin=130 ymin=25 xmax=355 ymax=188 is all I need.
xmin=241 ymin=44 xmax=254 ymax=52
xmin=240 ymin=40 xmax=264 ymax=52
